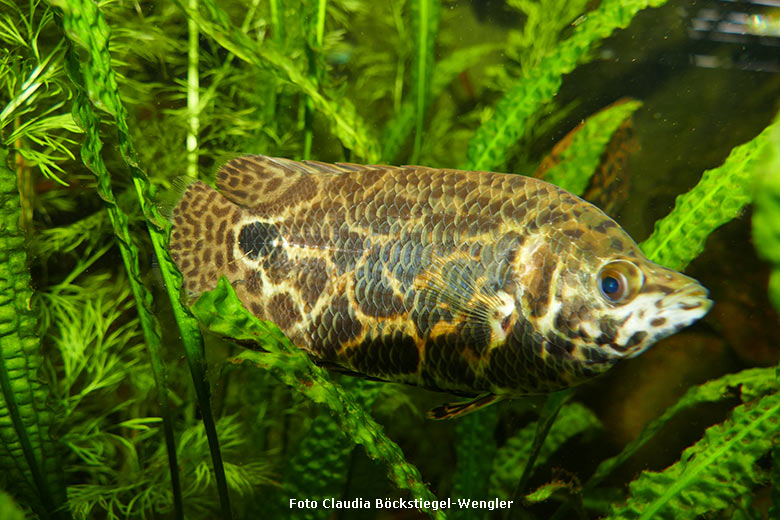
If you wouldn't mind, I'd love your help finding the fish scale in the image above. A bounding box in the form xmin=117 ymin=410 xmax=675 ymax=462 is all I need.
xmin=169 ymin=155 xmax=712 ymax=418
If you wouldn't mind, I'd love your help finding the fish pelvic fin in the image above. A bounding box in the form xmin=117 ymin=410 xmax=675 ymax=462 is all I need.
xmin=427 ymin=393 xmax=501 ymax=420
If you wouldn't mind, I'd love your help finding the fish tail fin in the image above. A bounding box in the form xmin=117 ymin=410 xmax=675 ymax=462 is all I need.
xmin=169 ymin=180 xmax=243 ymax=298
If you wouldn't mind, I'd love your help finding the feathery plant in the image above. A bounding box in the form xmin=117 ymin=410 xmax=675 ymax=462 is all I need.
xmin=0 ymin=0 xmax=779 ymax=519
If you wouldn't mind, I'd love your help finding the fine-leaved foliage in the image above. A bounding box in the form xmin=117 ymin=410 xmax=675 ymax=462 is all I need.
xmin=1 ymin=0 xmax=778 ymax=519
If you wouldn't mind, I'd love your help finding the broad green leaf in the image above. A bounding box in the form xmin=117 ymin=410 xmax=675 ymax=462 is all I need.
xmin=606 ymin=389 xmax=780 ymax=520
xmin=540 ymin=99 xmax=642 ymax=196
xmin=585 ymin=367 xmax=778 ymax=492
xmin=465 ymin=0 xmax=667 ymax=172
xmin=277 ymin=378 xmax=382 ymax=520
xmin=451 ymin=407 xmax=500 ymax=520
xmin=641 ymin=120 xmax=779 ymax=271
xmin=0 ymin=489 xmax=27 ymax=520
xmin=751 ymin=117 xmax=780 ymax=314
xmin=0 ymin=146 xmax=68 ymax=519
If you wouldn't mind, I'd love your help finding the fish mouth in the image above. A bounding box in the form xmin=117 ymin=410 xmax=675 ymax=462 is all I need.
xmin=660 ymin=282 xmax=713 ymax=314
xmin=590 ymin=279 xmax=713 ymax=362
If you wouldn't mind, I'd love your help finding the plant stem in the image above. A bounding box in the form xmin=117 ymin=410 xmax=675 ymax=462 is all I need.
xmin=187 ymin=0 xmax=200 ymax=178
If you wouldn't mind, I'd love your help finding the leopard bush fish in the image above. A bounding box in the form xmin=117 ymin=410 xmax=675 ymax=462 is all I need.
xmin=169 ymin=155 xmax=712 ymax=418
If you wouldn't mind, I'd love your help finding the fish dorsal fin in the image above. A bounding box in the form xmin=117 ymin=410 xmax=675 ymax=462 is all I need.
xmin=427 ymin=394 xmax=500 ymax=420
xmin=215 ymin=155 xmax=388 ymax=208
xmin=301 ymin=159 xmax=377 ymax=173
xmin=215 ymin=155 xmax=309 ymax=208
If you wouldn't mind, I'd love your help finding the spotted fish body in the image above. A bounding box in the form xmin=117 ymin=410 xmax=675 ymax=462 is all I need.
xmin=170 ymin=155 xmax=711 ymax=416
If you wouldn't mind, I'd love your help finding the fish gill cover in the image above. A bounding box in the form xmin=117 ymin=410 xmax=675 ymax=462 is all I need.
xmin=0 ymin=0 xmax=778 ymax=519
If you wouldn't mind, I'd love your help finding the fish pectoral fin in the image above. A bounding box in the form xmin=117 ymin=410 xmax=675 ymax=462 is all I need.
xmin=416 ymin=252 xmax=516 ymax=347
xmin=427 ymin=394 xmax=501 ymax=420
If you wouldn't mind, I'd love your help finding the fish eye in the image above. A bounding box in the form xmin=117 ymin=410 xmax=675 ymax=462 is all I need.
xmin=601 ymin=275 xmax=621 ymax=295
xmin=598 ymin=269 xmax=628 ymax=302
xmin=597 ymin=260 xmax=643 ymax=304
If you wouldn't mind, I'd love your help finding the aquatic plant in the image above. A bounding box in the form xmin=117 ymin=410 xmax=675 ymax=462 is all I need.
xmin=0 ymin=0 xmax=778 ymax=519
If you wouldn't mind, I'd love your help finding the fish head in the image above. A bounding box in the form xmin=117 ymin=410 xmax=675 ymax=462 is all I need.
xmin=543 ymin=213 xmax=713 ymax=370
xmin=506 ymin=196 xmax=713 ymax=393
xmin=576 ymin=256 xmax=712 ymax=358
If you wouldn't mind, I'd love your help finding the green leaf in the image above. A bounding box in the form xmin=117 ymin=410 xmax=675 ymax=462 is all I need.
xmin=381 ymin=43 xmax=500 ymax=163
xmin=279 ymin=413 xmax=354 ymax=520
xmin=606 ymin=389 xmax=780 ymax=520
xmin=0 ymin=146 xmax=68 ymax=519
xmin=173 ymin=0 xmax=381 ymax=162
xmin=278 ymin=379 xmax=382 ymax=520
xmin=409 ymin=0 xmax=440 ymax=163
xmin=450 ymin=407 xmax=500 ymax=520
xmin=491 ymin=401 xmax=601 ymax=500
xmin=465 ymin=0 xmax=667 ymax=172
xmin=541 ymin=100 xmax=642 ymax=196
xmin=771 ymin=445 xmax=780 ymax=518
xmin=0 ymin=489 xmax=27 ymax=520
xmin=63 ymin=42 xmax=184 ymax=520
xmin=641 ymin=120 xmax=779 ymax=271
xmin=301 ymin=0 xmax=329 ymax=160
xmin=191 ymin=277 xmax=447 ymax=520
xmin=51 ymin=0 xmax=231 ymax=516
xmin=525 ymin=480 xmax=569 ymax=505
xmin=585 ymin=367 xmax=778 ymax=493
xmin=751 ymin=117 xmax=780 ymax=314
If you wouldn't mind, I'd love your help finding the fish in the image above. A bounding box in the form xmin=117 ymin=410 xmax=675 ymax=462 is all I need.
xmin=169 ymin=155 xmax=712 ymax=419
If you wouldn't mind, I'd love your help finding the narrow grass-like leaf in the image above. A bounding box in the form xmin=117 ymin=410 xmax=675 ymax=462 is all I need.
xmin=381 ymin=43 xmax=499 ymax=163
xmin=751 ymin=117 xmax=780 ymax=314
xmin=538 ymin=99 xmax=642 ymax=196
xmin=192 ymin=277 xmax=447 ymax=520
xmin=174 ymin=0 xmax=381 ymax=162
xmin=450 ymin=407 xmax=500 ymax=520
xmin=409 ymin=0 xmax=439 ymax=163
xmin=0 ymin=146 xmax=68 ymax=519
xmin=606 ymin=389 xmax=780 ymax=520
xmin=301 ymin=0 xmax=328 ymax=160
xmin=62 ymin=46 xmax=184 ymax=520
xmin=491 ymin=401 xmax=601 ymax=500
xmin=641 ymin=120 xmax=778 ymax=271
xmin=510 ymin=389 xmax=572 ymax=503
xmin=465 ymin=0 xmax=667 ymax=172
xmin=50 ymin=0 xmax=232 ymax=517
xmin=269 ymin=0 xmax=284 ymax=45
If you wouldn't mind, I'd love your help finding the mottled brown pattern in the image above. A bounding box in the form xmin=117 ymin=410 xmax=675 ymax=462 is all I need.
xmin=169 ymin=155 xmax=711 ymax=414
xmin=527 ymin=245 xmax=554 ymax=317
xmin=295 ymin=257 xmax=329 ymax=309
xmin=245 ymin=269 xmax=263 ymax=293
xmin=268 ymin=292 xmax=302 ymax=328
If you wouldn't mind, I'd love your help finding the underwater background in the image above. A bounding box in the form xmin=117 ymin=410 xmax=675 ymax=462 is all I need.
xmin=1 ymin=0 xmax=780 ymax=518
